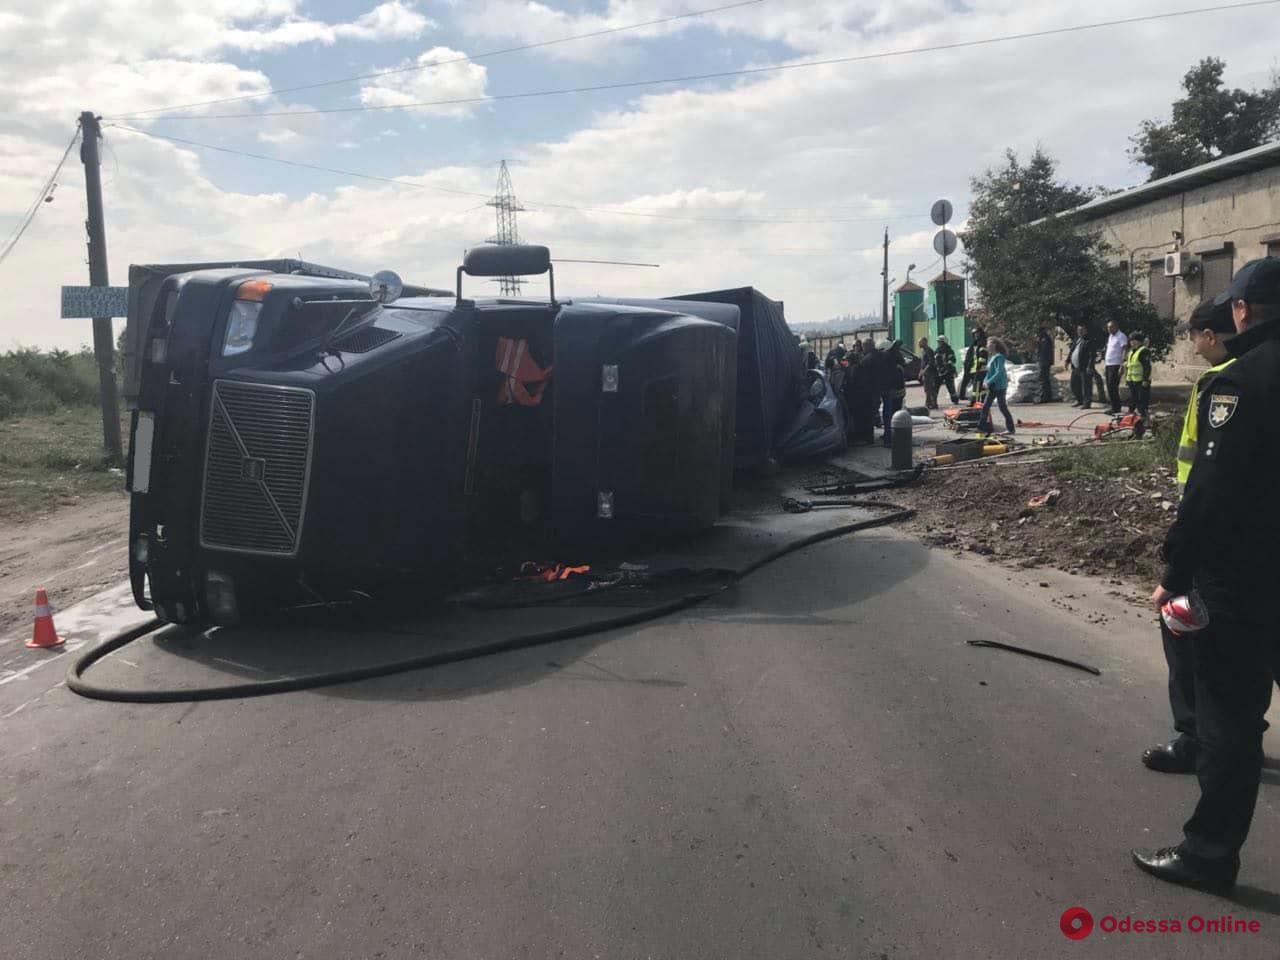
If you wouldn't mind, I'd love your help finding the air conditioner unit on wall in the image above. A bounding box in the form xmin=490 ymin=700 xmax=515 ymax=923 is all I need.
xmin=1164 ymin=252 xmax=1193 ymax=277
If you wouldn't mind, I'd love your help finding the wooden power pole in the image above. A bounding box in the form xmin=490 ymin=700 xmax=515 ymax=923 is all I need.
xmin=78 ymin=111 xmax=124 ymax=464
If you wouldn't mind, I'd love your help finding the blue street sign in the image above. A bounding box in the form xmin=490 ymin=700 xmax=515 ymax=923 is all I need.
xmin=61 ymin=285 xmax=128 ymax=318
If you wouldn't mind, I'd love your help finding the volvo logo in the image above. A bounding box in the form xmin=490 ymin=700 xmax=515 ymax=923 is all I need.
xmin=241 ymin=457 xmax=266 ymax=482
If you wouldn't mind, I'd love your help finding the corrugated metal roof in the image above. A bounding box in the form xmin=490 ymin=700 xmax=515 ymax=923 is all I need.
xmin=894 ymin=280 xmax=923 ymax=292
xmin=930 ymin=271 xmax=965 ymax=283
xmin=1061 ymin=140 xmax=1280 ymax=222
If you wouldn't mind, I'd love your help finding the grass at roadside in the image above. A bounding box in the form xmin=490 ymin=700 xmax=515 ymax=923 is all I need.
xmin=1048 ymin=416 xmax=1180 ymax=482
xmin=0 ymin=407 xmax=129 ymax=521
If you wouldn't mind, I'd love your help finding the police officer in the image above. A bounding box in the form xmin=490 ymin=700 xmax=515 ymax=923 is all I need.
xmin=1124 ymin=331 xmax=1153 ymax=418
xmin=1141 ymin=298 xmax=1237 ymax=777
xmin=1133 ymin=257 xmax=1280 ymax=894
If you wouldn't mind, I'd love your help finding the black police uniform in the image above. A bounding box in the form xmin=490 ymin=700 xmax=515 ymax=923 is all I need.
xmin=1035 ymin=329 xmax=1055 ymax=403
xmin=933 ymin=341 xmax=959 ymax=404
xmin=1148 ymin=293 xmax=1280 ymax=879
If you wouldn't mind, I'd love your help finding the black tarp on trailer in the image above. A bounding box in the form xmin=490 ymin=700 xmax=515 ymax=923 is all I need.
xmin=667 ymin=287 xmax=801 ymax=468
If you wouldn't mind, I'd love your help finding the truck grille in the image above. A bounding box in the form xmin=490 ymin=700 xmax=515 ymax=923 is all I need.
xmin=200 ymin=380 xmax=315 ymax=556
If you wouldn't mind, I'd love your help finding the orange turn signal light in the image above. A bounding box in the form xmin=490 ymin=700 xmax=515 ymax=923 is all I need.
xmin=235 ymin=279 xmax=273 ymax=302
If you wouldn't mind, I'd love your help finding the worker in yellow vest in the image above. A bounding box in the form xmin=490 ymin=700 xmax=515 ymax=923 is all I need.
xmin=1175 ymin=302 xmax=1237 ymax=492
xmin=1124 ymin=331 xmax=1153 ymax=418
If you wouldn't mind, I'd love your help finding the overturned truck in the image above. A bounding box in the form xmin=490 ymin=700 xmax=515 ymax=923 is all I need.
xmin=122 ymin=245 xmax=827 ymax=625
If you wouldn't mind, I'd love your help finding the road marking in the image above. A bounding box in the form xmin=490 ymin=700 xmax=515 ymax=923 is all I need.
xmin=0 ymin=645 xmax=78 ymax=687
xmin=1 ymin=681 xmax=65 ymax=719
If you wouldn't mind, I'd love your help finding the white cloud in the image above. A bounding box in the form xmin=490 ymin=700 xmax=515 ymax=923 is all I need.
xmin=256 ymin=128 xmax=303 ymax=146
xmin=451 ymin=0 xmax=863 ymax=62
xmin=360 ymin=48 xmax=489 ymax=116
xmin=342 ymin=1 xmax=435 ymax=41
xmin=212 ymin=1 xmax=434 ymax=52
xmin=0 ymin=1 xmax=432 ymax=64
xmin=14 ymin=60 xmax=272 ymax=120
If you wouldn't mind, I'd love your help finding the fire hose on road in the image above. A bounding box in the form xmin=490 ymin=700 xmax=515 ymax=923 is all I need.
xmin=67 ymin=501 xmax=915 ymax=704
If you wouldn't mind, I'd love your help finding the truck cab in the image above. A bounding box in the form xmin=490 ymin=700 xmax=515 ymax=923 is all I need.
xmin=123 ymin=247 xmax=738 ymax=625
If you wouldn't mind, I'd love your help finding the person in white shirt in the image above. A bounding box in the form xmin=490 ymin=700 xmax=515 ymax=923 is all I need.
xmin=1103 ymin=320 xmax=1129 ymax=414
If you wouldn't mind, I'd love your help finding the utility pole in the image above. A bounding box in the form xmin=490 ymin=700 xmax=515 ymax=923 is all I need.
xmin=881 ymin=227 xmax=890 ymax=328
xmin=78 ymin=111 xmax=123 ymax=464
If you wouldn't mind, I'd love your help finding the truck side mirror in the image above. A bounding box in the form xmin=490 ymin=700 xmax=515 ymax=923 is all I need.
xmin=456 ymin=244 xmax=555 ymax=305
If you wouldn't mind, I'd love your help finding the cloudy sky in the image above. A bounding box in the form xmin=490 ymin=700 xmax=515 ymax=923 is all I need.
xmin=1 ymin=0 xmax=1277 ymax=350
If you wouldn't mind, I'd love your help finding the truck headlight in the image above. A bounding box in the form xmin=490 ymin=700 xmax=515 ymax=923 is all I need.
xmin=223 ymin=278 xmax=272 ymax=356
xmin=223 ymin=300 xmax=262 ymax=356
xmin=204 ymin=570 xmax=239 ymax=623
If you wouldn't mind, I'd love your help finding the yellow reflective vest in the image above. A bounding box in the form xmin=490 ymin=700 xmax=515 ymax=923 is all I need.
xmin=1176 ymin=358 xmax=1237 ymax=490
xmin=1124 ymin=345 xmax=1149 ymax=384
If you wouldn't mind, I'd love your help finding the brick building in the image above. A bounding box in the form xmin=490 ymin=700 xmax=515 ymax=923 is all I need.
xmin=1059 ymin=140 xmax=1280 ymax=382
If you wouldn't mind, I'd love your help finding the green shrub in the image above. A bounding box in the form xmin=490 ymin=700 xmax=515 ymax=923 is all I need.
xmin=0 ymin=348 xmax=106 ymax=420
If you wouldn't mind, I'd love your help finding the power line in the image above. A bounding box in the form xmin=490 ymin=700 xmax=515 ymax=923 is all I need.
xmin=111 ymin=0 xmax=768 ymax=120
xmin=554 ymin=258 xmax=661 ymax=267
xmin=0 ymin=128 xmax=79 ymax=269
xmin=109 ymin=125 xmax=930 ymax=225
xmin=136 ymin=1 xmax=1280 ymax=122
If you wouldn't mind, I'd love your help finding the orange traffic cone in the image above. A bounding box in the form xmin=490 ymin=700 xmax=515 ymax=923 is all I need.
xmin=26 ymin=587 xmax=64 ymax=649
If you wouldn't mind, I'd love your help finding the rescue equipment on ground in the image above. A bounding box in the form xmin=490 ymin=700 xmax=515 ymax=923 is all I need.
xmin=1094 ymin=413 xmax=1144 ymax=440
xmin=935 ymin=437 xmax=985 ymax=462
xmin=519 ymin=561 xmax=591 ymax=582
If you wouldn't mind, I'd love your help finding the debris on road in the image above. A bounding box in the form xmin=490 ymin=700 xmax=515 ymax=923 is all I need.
xmin=967 ymin=638 xmax=1102 ymax=676
xmin=1026 ymin=489 xmax=1061 ymax=509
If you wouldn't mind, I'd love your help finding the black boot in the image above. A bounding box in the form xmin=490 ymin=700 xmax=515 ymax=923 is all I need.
xmin=1131 ymin=846 xmax=1238 ymax=895
xmin=1142 ymin=737 xmax=1196 ymax=774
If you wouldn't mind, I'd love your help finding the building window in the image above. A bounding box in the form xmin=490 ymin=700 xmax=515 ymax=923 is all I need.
xmin=1200 ymin=249 xmax=1234 ymax=302
xmin=1268 ymin=240 xmax=1280 ymax=258
xmin=1148 ymin=262 xmax=1175 ymax=320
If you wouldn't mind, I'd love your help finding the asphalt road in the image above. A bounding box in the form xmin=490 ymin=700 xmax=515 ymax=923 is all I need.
xmin=4 ymin=524 xmax=1280 ymax=959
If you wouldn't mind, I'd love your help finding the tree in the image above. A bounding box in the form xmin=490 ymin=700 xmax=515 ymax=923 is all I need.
xmin=962 ymin=148 xmax=1169 ymax=359
xmin=1130 ymin=58 xmax=1280 ymax=179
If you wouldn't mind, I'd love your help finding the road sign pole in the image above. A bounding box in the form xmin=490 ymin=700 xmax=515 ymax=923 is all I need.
xmin=881 ymin=227 xmax=889 ymax=330
xmin=930 ymin=199 xmax=959 ymax=339
xmin=79 ymin=111 xmax=123 ymax=464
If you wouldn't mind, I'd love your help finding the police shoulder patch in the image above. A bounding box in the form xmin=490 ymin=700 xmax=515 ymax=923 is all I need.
xmin=1207 ymin=393 xmax=1239 ymax=429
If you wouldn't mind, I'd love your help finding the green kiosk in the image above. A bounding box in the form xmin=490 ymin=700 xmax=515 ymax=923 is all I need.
xmin=929 ymin=271 xmax=971 ymax=350
xmin=889 ymin=281 xmax=925 ymax=348
xmin=892 ymin=272 xmax=971 ymax=352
